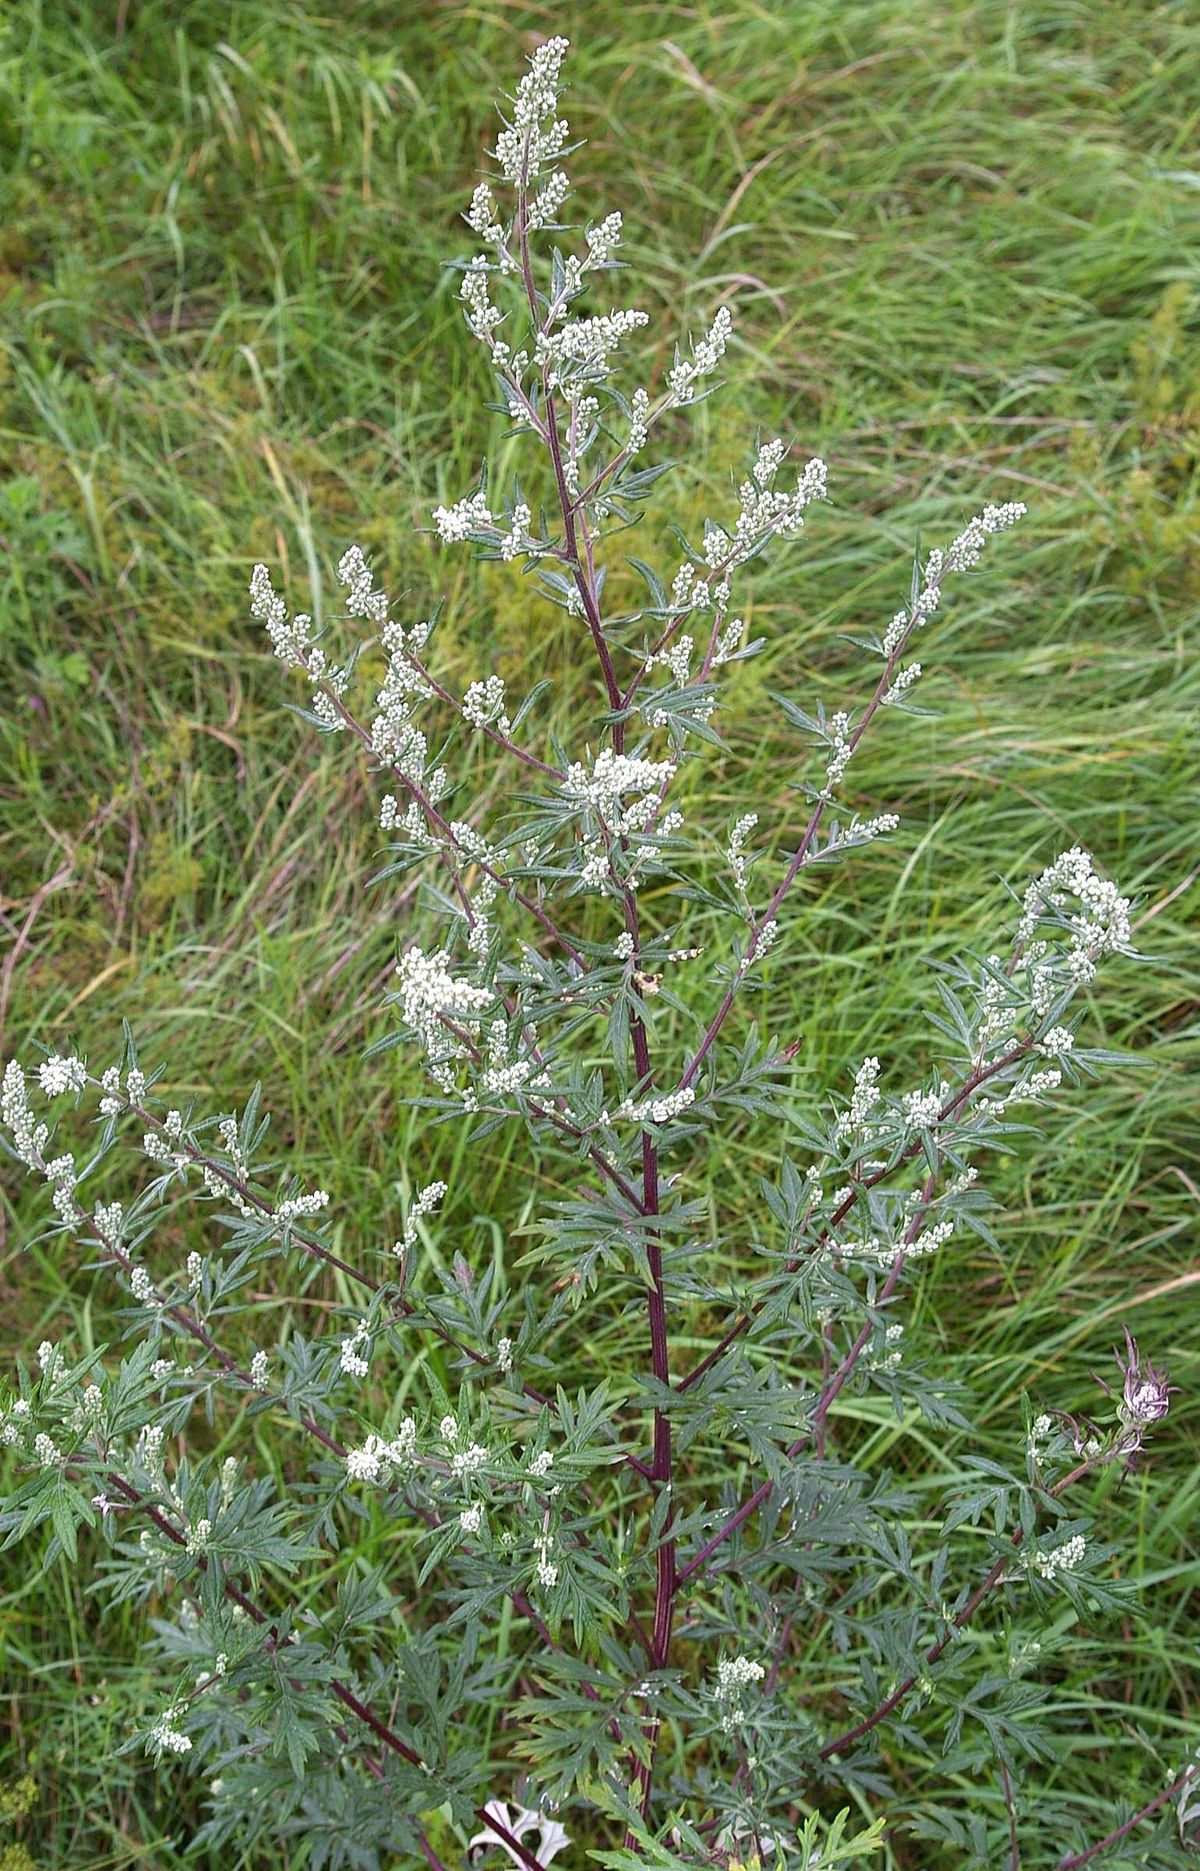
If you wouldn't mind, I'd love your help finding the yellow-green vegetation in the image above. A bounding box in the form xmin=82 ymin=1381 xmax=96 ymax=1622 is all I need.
xmin=1 ymin=2 xmax=1197 ymax=1865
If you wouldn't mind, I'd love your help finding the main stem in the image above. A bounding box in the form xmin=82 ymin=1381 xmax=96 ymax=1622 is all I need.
xmin=631 ymin=993 xmax=675 ymax=1825
xmin=514 ymin=174 xmax=673 ymax=1836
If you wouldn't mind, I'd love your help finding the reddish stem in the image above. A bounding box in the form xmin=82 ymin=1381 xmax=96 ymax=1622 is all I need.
xmin=1058 ymin=1766 xmax=1197 ymax=1869
xmin=676 ymin=565 xmax=955 ymax=1096
xmin=677 ymin=1042 xmax=1027 ymax=1396
xmin=512 ymin=175 xmax=672 ymax=1834
xmin=105 ymin=1471 xmax=546 ymax=1871
xmin=819 ymin=1459 xmax=1095 ymax=1761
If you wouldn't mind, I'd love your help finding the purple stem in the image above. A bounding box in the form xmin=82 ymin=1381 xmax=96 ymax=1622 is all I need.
xmin=1058 ymin=1766 xmax=1197 ymax=1869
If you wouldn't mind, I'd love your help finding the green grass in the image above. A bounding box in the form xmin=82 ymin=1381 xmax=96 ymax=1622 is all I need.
xmin=1 ymin=0 xmax=1198 ymax=1864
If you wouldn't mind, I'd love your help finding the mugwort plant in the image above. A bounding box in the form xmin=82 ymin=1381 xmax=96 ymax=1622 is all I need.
xmin=1 ymin=37 xmax=1190 ymax=1871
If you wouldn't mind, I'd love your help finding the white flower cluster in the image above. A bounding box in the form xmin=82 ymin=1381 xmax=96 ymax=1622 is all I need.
xmin=733 ymin=445 xmax=828 ymax=553
xmin=851 ymin=812 xmax=901 ymax=844
xmin=537 ymin=307 xmax=651 ymax=391
xmin=740 ymin=916 xmax=781 ymax=973
xmin=1014 ymin=847 xmax=1133 ymax=1016
xmin=881 ymin=661 xmax=922 ymax=707
xmin=647 ymin=632 xmax=693 ymax=687
xmin=973 ymin=955 xmax=1019 ymax=1056
xmin=249 ymin=1349 xmax=270 ymax=1390
xmin=940 ymin=502 xmax=1028 ymax=575
xmin=1027 ymin=1412 xmax=1054 ymax=1461
xmin=527 ymin=168 xmax=570 ymax=230
xmin=93 ymin=1200 xmax=123 ymax=1244
xmin=907 ymin=1219 xmax=955 ymax=1260
xmin=433 ymin=489 xmax=492 ymax=543
xmin=882 ymin=501 xmax=1027 ymax=659
xmin=466 ymin=181 xmax=503 ymax=244
xmin=186 ymin=1516 xmax=212 ymax=1555
xmin=142 ymin=1106 xmax=189 ymax=1180
xmin=337 ymin=545 xmax=388 ymax=623
xmin=533 ymin=1531 xmax=558 ymax=1588
xmin=251 ymin=563 xmax=355 ymax=732
xmin=1017 ymin=846 xmax=1131 ymax=953
xmin=344 ymin=1419 xmax=418 ymax=1485
xmin=462 ymin=675 xmax=511 ymax=735
xmin=1 ymin=1061 xmax=83 ymax=1226
xmin=148 ymin=1705 xmax=192 ymax=1758
xmin=460 ymin=257 xmax=504 ymax=343
xmin=196 ymin=1115 xmax=255 ymax=1218
xmin=2 ymin=1060 xmax=49 ymax=1173
xmin=97 ymin=1063 xmax=123 ymax=1116
xmin=276 ymin=1189 xmax=330 ymax=1226
xmin=612 ymin=1086 xmax=696 ymax=1128
xmin=355 ymin=589 xmax=444 ymax=807
xmin=494 ymin=35 xmax=570 ymax=188
xmin=727 ymin=812 xmax=758 ymax=891
xmin=480 ymin=1018 xmax=537 ymax=1098
xmin=1029 ymin=1533 xmax=1086 ymax=1582
xmin=564 ymin=750 xmax=674 ymax=827
xmin=339 ymin=1320 xmax=371 ymax=1379
xmin=395 ymin=948 xmax=493 ymax=1073
xmin=137 ymin=1424 xmax=165 ymax=1479
xmin=714 ymin=1653 xmax=766 ymax=1730
xmin=0 ymin=1399 xmax=32 ymax=1451
xmin=37 ymin=1053 xmax=86 ymax=1097
xmin=627 ymin=386 xmax=651 ymax=454
xmin=380 ymin=793 xmax=434 ymax=843
xmin=834 ymin=1055 xmax=882 ymax=1142
xmin=585 ymin=210 xmax=622 ymax=269
xmin=500 ymin=503 xmax=535 ymax=563
xmin=668 ymin=563 xmax=710 ymax=617
xmin=716 ymin=1654 xmax=766 ymax=1696
xmin=129 ymin=1265 xmax=161 ymax=1309
xmin=902 ymin=1081 xmax=949 ymax=1130
xmin=822 ymin=710 xmax=853 ymax=797
xmin=451 ymin=1440 xmax=489 ymax=1479
xmin=250 ymin=562 xmax=315 ymax=668
xmin=395 ymin=1178 xmax=448 ymax=1260
xmin=668 ymin=305 xmax=733 ymax=403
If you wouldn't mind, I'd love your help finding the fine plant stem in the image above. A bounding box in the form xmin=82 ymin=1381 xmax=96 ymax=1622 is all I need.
xmin=134 ymin=1083 xmax=525 ymax=1380
xmin=82 ymin=1197 xmax=625 ymax=1723
xmin=117 ymin=1086 xmax=654 ymax=1483
xmin=513 ymin=158 xmax=675 ymax=1830
xmin=678 ymin=559 xmax=954 ymax=1095
xmin=675 ymin=1047 xmax=1027 ymax=1588
xmin=311 ymin=669 xmax=586 ymax=966
xmin=1057 ymin=1765 xmax=1198 ymax=1869
xmin=122 ymin=1090 xmax=545 ymax=1389
xmin=678 ymin=1040 xmax=1029 ymax=1395
xmin=1001 ymin=1762 xmax=1020 ymax=1870
xmin=407 ymin=652 xmax=563 ymax=778
xmin=818 ymin=1457 xmax=1096 ymax=1760
xmin=515 ymin=180 xmax=623 ymax=726
xmin=100 ymin=1472 xmax=547 ymax=1871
